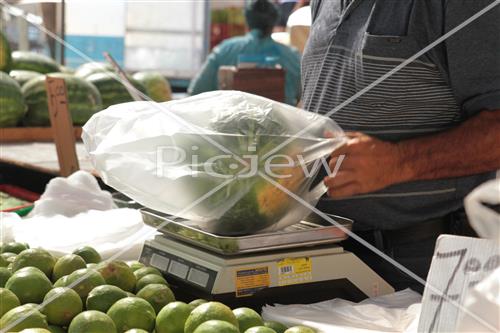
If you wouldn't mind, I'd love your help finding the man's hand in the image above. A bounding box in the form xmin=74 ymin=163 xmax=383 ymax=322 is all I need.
xmin=324 ymin=132 xmax=410 ymax=198
xmin=323 ymin=110 xmax=500 ymax=199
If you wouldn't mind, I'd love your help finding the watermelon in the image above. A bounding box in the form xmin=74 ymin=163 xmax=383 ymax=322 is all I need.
xmin=75 ymin=62 xmax=113 ymax=79
xmin=132 ymin=71 xmax=172 ymax=102
xmin=0 ymin=32 xmax=12 ymax=72
xmin=0 ymin=71 xmax=26 ymax=127
xmin=9 ymin=70 xmax=43 ymax=86
xmin=11 ymin=51 xmax=61 ymax=74
xmin=22 ymin=72 xmax=102 ymax=126
xmin=86 ymin=72 xmax=147 ymax=109
xmin=60 ymin=65 xmax=76 ymax=74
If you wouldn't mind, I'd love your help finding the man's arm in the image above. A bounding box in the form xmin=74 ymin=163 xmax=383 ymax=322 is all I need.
xmin=325 ymin=110 xmax=500 ymax=199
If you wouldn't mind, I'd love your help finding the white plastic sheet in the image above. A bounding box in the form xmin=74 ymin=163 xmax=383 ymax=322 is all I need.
xmin=13 ymin=209 xmax=154 ymax=261
xmin=262 ymin=289 xmax=422 ymax=333
xmin=83 ymin=91 xmax=345 ymax=235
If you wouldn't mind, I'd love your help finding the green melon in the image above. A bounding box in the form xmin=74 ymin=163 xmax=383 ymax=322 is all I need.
xmin=132 ymin=71 xmax=172 ymax=102
xmin=22 ymin=72 xmax=103 ymax=126
xmin=9 ymin=69 xmax=43 ymax=86
xmin=74 ymin=62 xmax=113 ymax=79
xmin=0 ymin=71 xmax=27 ymax=127
xmin=0 ymin=31 xmax=12 ymax=72
xmin=11 ymin=51 xmax=61 ymax=74
xmin=85 ymin=72 xmax=146 ymax=109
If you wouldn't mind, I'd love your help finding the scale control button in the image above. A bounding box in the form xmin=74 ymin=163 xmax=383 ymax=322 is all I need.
xmin=168 ymin=260 xmax=189 ymax=279
xmin=187 ymin=268 xmax=210 ymax=287
xmin=150 ymin=254 xmax=170 ymax=271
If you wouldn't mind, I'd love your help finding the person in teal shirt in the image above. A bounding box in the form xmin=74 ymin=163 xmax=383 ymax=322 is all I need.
xmin=188 ymin=0 xmax=301 ymax=106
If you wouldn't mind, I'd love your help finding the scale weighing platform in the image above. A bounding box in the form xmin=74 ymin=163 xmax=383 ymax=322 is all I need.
xmin=139 ymin=208 xmax=394 ymax=309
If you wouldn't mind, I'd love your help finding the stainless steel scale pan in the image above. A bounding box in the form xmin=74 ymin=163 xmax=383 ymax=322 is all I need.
xmin=141 ymin=208 xmax=353 ymax=255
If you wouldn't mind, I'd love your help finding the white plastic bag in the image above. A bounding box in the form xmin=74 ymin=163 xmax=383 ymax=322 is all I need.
xmin=464 ymin=178 xmax=500 ymax=240
xmin=83 ymin=91 xmax=345 ymax=235
xmin=456 ymin=267 xmax=500 ymax=332
xmin=29 ymin=170 xmax=116 ymax=217
xmin=261 ymin=289 xmax=422 ymax=333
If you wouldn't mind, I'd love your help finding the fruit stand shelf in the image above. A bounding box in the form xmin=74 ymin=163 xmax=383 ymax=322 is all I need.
xmin=0 ymin=127 xmax=82 ymax=143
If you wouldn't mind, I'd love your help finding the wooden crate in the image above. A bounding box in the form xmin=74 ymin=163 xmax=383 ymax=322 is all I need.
xmin=0 ymin=127 xmax=82 ymax=143
xmin=218 ymin=66 xmax=285 ymax=102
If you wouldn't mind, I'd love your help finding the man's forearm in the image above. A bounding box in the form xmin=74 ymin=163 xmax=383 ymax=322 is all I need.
xmin=398 ymin=110 xmax=500 ymax=182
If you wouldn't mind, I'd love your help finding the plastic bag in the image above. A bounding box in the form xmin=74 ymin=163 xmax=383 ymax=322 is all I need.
xmin=261 ymin=289 xmax=422 ymax=333
xmin=464 ymin=178 xmax=500 ymax=240
xmin=456 ymin=267 xmax=500 ymax=332
xmin=83 ymin=91 xmax=345 ymax=235
xmin=29 ymin=170 xmax=116 ymax=217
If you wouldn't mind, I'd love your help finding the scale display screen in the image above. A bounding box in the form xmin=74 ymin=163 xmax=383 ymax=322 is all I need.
xmin=140 ymin=244 xmax=218 ymax=292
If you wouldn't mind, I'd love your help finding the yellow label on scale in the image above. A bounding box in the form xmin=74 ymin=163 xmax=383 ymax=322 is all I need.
xmin=235 ymin=266 xmax=270 ymax=297
xmin=277 ymin=257 xmax=312 ymax=286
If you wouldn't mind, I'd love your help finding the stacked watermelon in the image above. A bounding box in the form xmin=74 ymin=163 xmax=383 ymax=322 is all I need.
xmin=9 ymin=70 xmax=42 ymax=86
xmin=85 ymin=72 xmax=147 ymax=109
xmin=0 ymin=32 xmax=12 ymax=72
xmin=0 ymin=72 xmax=27 ymax=127
xmin=11 ymin=51 xmax=61 ymax=74
xmin=22 ymin=73 xmax=103 ymax=126
xmin=132 ymin=71 xmax=172 ymax=102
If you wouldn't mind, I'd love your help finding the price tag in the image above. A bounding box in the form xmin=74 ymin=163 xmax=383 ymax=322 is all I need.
xmin=45 ymin=76 xmax=79 ymax=176
xmin=277 ymin=257 xmax=312 ymax=286
xmin=418 ymin=235 xmax=499 ymax=332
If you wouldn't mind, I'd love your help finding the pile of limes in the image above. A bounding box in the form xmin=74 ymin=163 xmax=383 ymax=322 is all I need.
xmin=0 ymin=242 xmax=316 ymax=333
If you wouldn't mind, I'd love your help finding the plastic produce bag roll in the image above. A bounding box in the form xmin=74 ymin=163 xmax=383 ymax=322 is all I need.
xmin=83 ymin=91 xmax=345 ymax=235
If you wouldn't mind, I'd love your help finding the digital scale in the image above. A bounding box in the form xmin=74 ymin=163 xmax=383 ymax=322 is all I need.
xmin=139 ymin=208 xmax=394 ymax=310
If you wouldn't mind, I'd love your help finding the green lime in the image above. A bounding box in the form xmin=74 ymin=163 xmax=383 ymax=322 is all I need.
xmin=192 ymin=320 xmax=240 ymax=333
xmin=155 ymin=301 xmax=192 ymax=333
xmin=0 ymin=253 xmax=9 ymax=267
xmin=72 ymin=246 xmax=102 ymax=264
xmin=233 ymin=307 xmax=263 ymax=332
xmin=127 ymin=261 xmax=145 ymax=272
xmin=189 ymin=299 xmax=208 ymax=309
xmin=5 ymin=268 xmax=53 ymax=303
xmin=1 ymin=252 xmax=17 ymax=264
xmin=52 ymin=254 xmax=87 ymax=281
xmin=12 ymin=248 xmax=56 ymax=278
xmin=0 ymin=266 xmax=12 ymax=287
xmin=0 ymin=287 xmax=21 ymax=317
xmin=68 ymin=310 xmax=117 ymax=333
xmin=124 ymin=330 xmax=149 ymax=333
xmin=53 ymin=275 xmax=69 ymax=288
xmin=66 ymin=268 xmax=106 ymax=300
xmin=284 ymin=326 xmax=316 ymax=333
xmin=2 ymin=242 xmax=29 ymax=254
xmin=107 ymin=297 xmax=156 ymax=332
xmin=136 ymin=283 xmax=175 ymax=314
xmin=135 ymin=273 xmax=168 ymax=292
xmin=47 ymin=325 xmax=67 ymax=333
xmin=245 ymin=327 xmax=277 ymax=333
xmin=133 ymin=267 xmax=162 ymax=281
xmin=18 ymin=329 xmax=52 ymax=333
xmin=42 ymin=287 xmax=83 ymax=326
xmin=0 ymin=304 xmax=49 ymax=331
xmin=264 ymin=321 xmax=288 ymax=333
xmin=97 ymin=261 xmax=136 ymax=292
xmin=86 ymin=285 xmax=128 ymax=313
xmin=184 ymin=301 xmax=239 ymax=333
